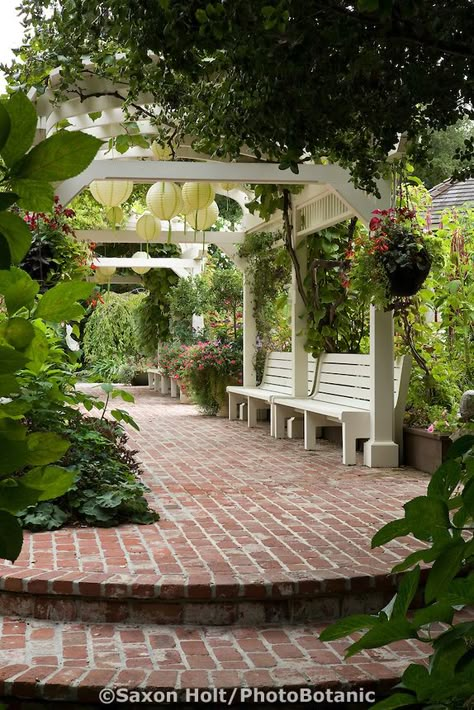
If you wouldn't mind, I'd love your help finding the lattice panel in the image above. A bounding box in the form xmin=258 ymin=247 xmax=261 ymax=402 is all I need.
xmin=296 ymin=191 xmax=353 ymax=235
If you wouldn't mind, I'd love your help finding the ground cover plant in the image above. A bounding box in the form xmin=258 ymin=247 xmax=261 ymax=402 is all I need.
xmin=320 ymin=434 xmax=474 ymax=709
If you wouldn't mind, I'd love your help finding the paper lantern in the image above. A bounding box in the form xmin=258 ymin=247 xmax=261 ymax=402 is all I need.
xmin=136 ymin=212 xmax=162 ymax=241
xmin=220 ymin=182 xmax=239 ymax=192
xmin=95 ymin=265 xmax=116 ymax=277
xmin=151 ymin=141 xmax=173 ymax=160
xmin=182 ymin=182 xmax=215 ymax=212
xmin=89 ymin=180 xmax=134 ymax=207
xmin=146 ymin=182 xmax=183 ymax=221
xmin=106 ymin=206 xmax=123 ymax=225
xmin=188 ymin=201 xmax=219 ymax=231
xmin=131 ymin=251 xmax=151 ymax=274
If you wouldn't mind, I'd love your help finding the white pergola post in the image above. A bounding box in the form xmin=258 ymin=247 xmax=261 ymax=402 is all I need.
xmin=291 ymin=228 xmax=308 ymax=397
xmin=243 ymin=269 xmax=257 ymax=387
xmin=363 ymin=306 xmax=399 ymax=467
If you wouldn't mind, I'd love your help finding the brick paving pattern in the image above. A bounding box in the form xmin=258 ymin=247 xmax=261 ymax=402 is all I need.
xmin=0 ymin=389 xmax=439 ymax=701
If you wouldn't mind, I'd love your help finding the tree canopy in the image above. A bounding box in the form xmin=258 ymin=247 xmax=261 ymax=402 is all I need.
xmin=8 ymin=0 xmax=474 ymax=193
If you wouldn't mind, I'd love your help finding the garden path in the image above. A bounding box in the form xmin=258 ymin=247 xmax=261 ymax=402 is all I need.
xmin=0 ymin=388 xmax=438 ymax=703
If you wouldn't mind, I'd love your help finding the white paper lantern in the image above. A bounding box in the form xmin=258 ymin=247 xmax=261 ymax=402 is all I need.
xmin=146 ymin=182 xmax=183 ymax=221
xmin=136 ymin=212 xmax=162 ymax=241
xmin=182 ymin=182 xmax=215 ymax=212
xmin=188 ymin=201 xmax=219 ymax=231
xmin=131 ymin=251 xmax=151 ymax=274
xmin=151 ymin=141 xmax=173 ymax=160
xmin=220 ymin=182 xmax=239 ymax=192
xmin=106 ymin=206 xmax=124 ymax=225
xmin=89 ymin=180 xmax=134 ymax=207
xmin=95 ymin=265 xmax=116 ymax=277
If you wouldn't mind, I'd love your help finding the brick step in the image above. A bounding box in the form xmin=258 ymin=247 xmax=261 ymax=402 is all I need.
xmin=0 ymin=567 xmax=413 ymax=626
xmin=0 ymin=615 xmax=431 ymax=705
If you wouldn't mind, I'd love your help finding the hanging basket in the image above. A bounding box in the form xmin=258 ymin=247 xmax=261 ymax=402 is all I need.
xmin=384 ymin=245 xmax=432 ymax=297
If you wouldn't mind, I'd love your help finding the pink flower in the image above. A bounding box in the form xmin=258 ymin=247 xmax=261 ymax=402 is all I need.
xmin=427 ymin=424 xmax=435 ymax=433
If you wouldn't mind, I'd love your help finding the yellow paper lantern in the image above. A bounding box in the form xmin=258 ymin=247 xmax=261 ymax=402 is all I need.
xmin=131 ymin=251 xmax=151 ymax=275
xmin=89 ymin=180 xmax=134 ymax=207
xmin=146 ymin=182 xmax=183 ymax=221
xmin=106 ymin=206 xmax=123 ymax=225
xmin=188 ymin=201 xmax=219 ymax=231
xmin=136 ymin=212 xmax=162 ymax=241
xmin=182 ymin=182 xmax=215 ymax=212
xmin=219 ymin=182 xmax=239 ymax=192
xmin=151 ymin=141 xmax=173 ymax=160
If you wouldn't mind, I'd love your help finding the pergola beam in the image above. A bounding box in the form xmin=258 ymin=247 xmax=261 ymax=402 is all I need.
xmin=76 ymin=229 xmax=245 ymax=246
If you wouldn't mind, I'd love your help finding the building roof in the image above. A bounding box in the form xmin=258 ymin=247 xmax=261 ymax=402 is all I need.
xmin=429 ymin=178 xmax=474 ymax=226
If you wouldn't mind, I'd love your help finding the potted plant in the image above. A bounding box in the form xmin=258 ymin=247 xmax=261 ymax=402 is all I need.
xmin=348 ymin=207 xmax=434 ymax=309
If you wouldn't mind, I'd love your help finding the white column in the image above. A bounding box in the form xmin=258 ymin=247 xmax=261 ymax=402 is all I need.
xmin=291 ymin=232 xmax=308 ymax=397
xmin=363 ymin=305 xmax=399 ymax=467
xmin=243 ymin=269 xmax=257 ymax=387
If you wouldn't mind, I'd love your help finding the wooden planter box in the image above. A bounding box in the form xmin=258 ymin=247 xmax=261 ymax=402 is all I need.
xmin=403 ymin=426 xmax=452 ymax=474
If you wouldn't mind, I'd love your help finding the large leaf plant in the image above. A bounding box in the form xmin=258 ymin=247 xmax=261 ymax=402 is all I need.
xmin=0 ymin=91 xmax=102 ymax=562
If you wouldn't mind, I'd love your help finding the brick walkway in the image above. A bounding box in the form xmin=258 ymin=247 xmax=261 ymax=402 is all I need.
xmin=0 ymin=388 xmax=436 ymax=702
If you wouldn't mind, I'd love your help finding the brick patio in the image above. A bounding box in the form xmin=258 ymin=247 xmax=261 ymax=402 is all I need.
xmin=0 ymin=388 xmax=436 ymax=702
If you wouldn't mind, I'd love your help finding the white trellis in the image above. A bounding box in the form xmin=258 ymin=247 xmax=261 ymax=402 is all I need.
xmin=30 ymin=73 xmax=400 ymax=467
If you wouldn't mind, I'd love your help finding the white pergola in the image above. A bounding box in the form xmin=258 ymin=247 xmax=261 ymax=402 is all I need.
xmin=31 ymin=70 xmax=400 ymax=468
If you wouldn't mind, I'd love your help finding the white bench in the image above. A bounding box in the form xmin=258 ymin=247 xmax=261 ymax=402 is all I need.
xmin=272 ymin=353 xmax=411 ymax=465
xmin=227 ymin=352 xmax=317 ymax=432
xmin=147 ymin=368 xmax=171 ymax=395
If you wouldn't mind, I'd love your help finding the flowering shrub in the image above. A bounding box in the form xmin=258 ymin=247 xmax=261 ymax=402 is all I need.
xmin=185 ymin=340 xmax=242 ymax=415
xmin=347 ymin=207 xmax=434 ymax=309
xmin=22 ymin=197 xmax=94 ymax=286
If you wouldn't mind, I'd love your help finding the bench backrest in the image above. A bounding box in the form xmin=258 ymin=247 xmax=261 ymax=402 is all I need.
xmin=260 ymin=351 xmax=317 ymax=395
xmin=312 ymin=353 xmax=410 ymax=411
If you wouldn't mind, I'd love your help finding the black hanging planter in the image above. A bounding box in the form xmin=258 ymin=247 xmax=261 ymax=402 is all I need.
xmin=383 ymin=240 xmax=432 ymax=298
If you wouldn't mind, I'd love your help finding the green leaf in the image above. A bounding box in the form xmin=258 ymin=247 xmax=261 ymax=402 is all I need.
xmin=0 ymin=211 xmax=32 ymax=264
xmin=10 ymin=179 xmax=55 ymax=212
xmin=357 ymin=0 xmax=379 ymax=11
xmin=16 ymin=131 xmax=103 ymax=182
xmin=0 ymin=510 xmax=23 ymax=561
xmin=110 ymin=409 xmax=140 ymax=431
xmin=412 ymin=602 xmax=455 ymax=627
xmin=0 ymin=267 xmax=39 ymax=315
xmin=35 ymin=281 xmax=93 ymax=322
xmin=0 ymin=346 xmax=28 ymax=373
xmin=393 ymin=566 xmax=420 ymax=617
xmin=100 ymin=383 xmax=114 ymax=394
xmin=0 ymin=192 xmax=18 ymax=211
xmin=0 ymin=479 xmax=42 ymax=514
xmin=0 ymin=102 xmax=11 ymax=151
xmin=461 ymin=478 xmax=474 ymax=516
xmin=425 ymin=539 xmax=466 ymax=603
xmin=24 ymin=327 xmax=49 ymax=372
xmin=0 ymin=318 xmax=35 ymax=350
xmin=0 ymin=375 xmax=20 ymax=397
xmin=345 ymin=617 xmax=417 ymax=658
xmin=445 ymin=435 xmax=474 ymax=461
xmin=0 ymin=399 xmax=31 ymax=419
xmin=370 ymin=692 xmax=418 ymax=709
xmin=0 ymin=436 xmax=29 ymax=476
xmin=391 ymin=546 xmax=440 ymax=573
xmin=111 ymin=389 xmax=135 ymax=402
xmin=26 ymin=433 xmax=70 ymax=466
xmin=372 ymin=518 xmax=410 ymax=548
xmin=1 ymin=92 xmax=37 ymax=167
xmin=404 ymin=496 xmax=450 ymax=542
xmin=319 ymin=614 xmax=379 ymax=641
xmin=22 ymin=465 xmax=76 ymax=501
xmin=428 ymin=459 xmax=462 ymax=500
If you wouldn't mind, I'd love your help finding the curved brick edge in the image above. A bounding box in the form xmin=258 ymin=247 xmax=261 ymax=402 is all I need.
xmin=0 ymin=569 xmax=428 ymax=625
xmin=0 ymin=664 xmax=401 ymax=704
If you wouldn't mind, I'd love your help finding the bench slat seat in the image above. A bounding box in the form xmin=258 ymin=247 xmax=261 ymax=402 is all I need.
xmin=227 ymin=352 xmax=317 ymax=431
xmin=272 ymin=353 xmax=411 ymax=466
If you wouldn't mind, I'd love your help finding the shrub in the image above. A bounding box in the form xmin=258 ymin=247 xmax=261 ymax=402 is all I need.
xmin=184 ymin=340 xmax=243 ymax=415
xmin=19 ymin=407 xmax=158 ymax=530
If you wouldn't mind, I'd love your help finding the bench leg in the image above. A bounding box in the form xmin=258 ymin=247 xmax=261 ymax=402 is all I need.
xmin=287 ymin=416 xmax=304 ymax=439
xmin=273 ymin=404 xmax=293 ymax=438
xmin=228 ymin=392 xmax=243 ymax=421
xmin=152 ymin=373 xmax=159 ymax=391
xmin=247 ymin=398 xmax=259 ymax=427
xmin=304 ymin=412 xmax=326 ymax=450
xmin=160 ymin=374 xmax=170 ymax=395
xmin=170 ymin=378 xmax=179 ymax=398
xmin=341 ymin=413 xmax=370 ymax=465
xmin=147 ymin=372 xmax=154 ymax=389
xmin=238 ymin=402 xmax=248 ymax=421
